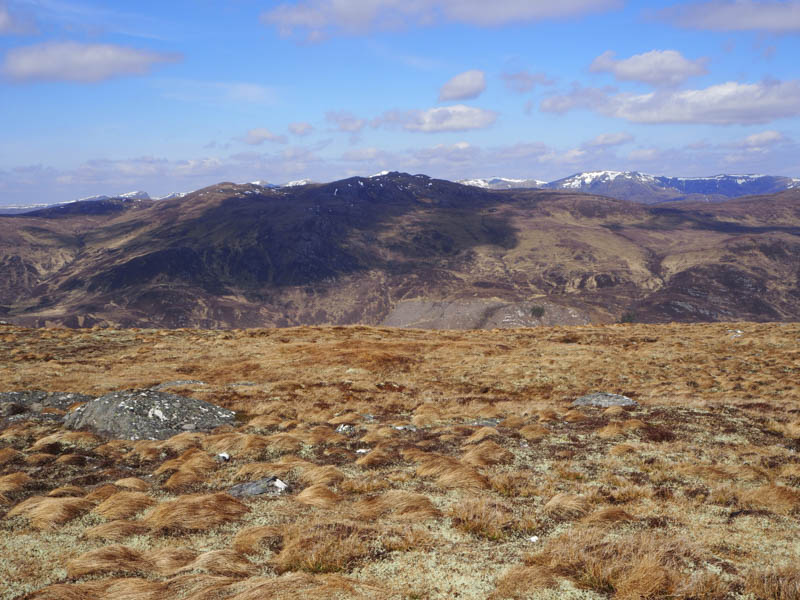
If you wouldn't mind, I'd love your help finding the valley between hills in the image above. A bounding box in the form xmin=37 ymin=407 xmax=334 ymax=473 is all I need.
xmin=1 ymin=172 xmax=799 ymax=330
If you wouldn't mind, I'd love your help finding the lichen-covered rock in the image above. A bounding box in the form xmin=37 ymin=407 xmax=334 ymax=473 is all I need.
xmin=0 ymin=391 xmax=93 ymax=413
xmin=228 ymin=477 xmax=289 ymax=498
xmin=571 ymin=392 xmax=638 ymax=408
xmin=63 ymin=389 xmax=236 ymax=440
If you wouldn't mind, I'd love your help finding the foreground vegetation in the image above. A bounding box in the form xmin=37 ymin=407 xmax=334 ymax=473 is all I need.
xmin=1 ymin=322 xmax=799 ymax=599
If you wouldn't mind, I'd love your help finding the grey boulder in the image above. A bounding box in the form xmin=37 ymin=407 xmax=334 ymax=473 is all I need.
xmin=0 ymin=391 xmax=94 ymax=413
xmin=571 ymin=392 xmax=638 ymax=409
xmin=228 ymin=477 xmax=289 ymax=497
xmin=64 ymin=389 xmax=236 ymax=440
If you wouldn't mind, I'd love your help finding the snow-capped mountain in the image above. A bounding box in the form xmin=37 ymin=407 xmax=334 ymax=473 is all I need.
xmin=539 ymin=171 xmax=799 ymax=204
xmin=458 ymin=177 xmax=546 ymax=190
xmin=282 ymin=179 xmax=313 ymax=187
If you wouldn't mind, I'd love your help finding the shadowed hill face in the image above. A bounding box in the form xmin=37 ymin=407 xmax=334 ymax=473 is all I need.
xmin=0 ymin=174 xmax=799 ymax=328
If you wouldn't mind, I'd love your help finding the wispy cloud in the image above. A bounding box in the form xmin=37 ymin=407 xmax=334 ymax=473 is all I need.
xmin=2 ymin=41 xmax=180 ymax=82
xmin=240 ymin=128 xmax=288 ymax=145
xmin=501 ymin=70 xmax=554 ymax=93
xmin=583 ymin=132 xmax=634 ymax=147
xmin=289 ymin=122 xmax=314 ymax=136
xmin=379 ymin=105 xmax=498 ymax=132
xmin=438 ymin=69 xmax=486 ymax=101
xmin=263 ymin=0 xmax=623 ymax=41
xmin=590 ymin=49 xmax=708 ymax=87
xmin=542 ymin=79 xmax=800 ymax=125
xmin=660 ymin=0 xmax=800 ymax=33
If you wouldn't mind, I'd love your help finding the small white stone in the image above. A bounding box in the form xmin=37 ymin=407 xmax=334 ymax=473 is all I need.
xmin=356 ymin=448 xmax=370 ymax=454
xmin=528 ymin=536 xmax=539 ymax=543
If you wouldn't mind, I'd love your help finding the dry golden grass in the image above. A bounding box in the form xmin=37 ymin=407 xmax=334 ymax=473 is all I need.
xmin=2 ymin=322 xmax=800 ymax=600
xmin=233 ymin=525 xmax=283 ymax=555
xmin=541 ymin=493 xmax=590 ymax=521
xmin=6 ymin=495 xmax=94 ymax=529
xmin=296 ymin=484 xmax=341 ymax=509
xmin=355 ymin=489 xmax=440 ymax=521
xmin=66 ymin=545 xmax=151 ymax=578
xmin=448 ymin=497 xmax=513 ymax=540
xmin=0 ymin=471 xmax=32 ymax=493
xmin=745 ymin=564 xmax=800 ymax=600
xmin=142 ymin=493 xmax=249 ymax=532
xmin=83 ymin=519 xmax=151 ymax=541
xmin=93 ymin=491 xmax=157 ymax=520
xmin=272 ymin=521 xmax=376 ymax=574
xmin=461 ymin=439 xmax=514 ymax=467
xmin=47 ymin=485 xmax=85 ymax=497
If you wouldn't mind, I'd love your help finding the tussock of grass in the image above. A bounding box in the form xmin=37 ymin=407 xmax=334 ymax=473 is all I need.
xmin=461 ymin=440 xmax=513 ymax=467
xmin=83 ymin=519 xmax=150 ymax=541
xmin=66 ymin=545 xmax=152 ymax=578
xmin=47 ymin=485 xmax=85 ymax=497
xmin=745 ymin=564 xmax=800 ymax=600
xmin=296 ymin=484 xmax=342 ymax=509
xmin=272 ymin=521 xmax=376 ymax=574
xmin=0 ymin=446 xmax=24 ymax=466
xmin=181 ymin=549 xmax=258 ymax=578
xmin=6 ymin=495 xmax=93 ymax=529
xmin=542 ymin=493 xmax=590 ymax=521
xmin=0 ymin=471 xmax=32 ymax=493
xmin=355 ymin=489 xmax=440 ymax=521
xmin=355 ymin=445 xmax=395 ymax=468
xmin=93 ymin=491 xmax=157 ymax=520
xmin=142 ymin=493 xmax=249 ymax=532
xmin=114 ymin=477 xmax=150 ymax=491
xmin=233 ymin=525 xmax=283 ymax=555
xmin=448 ymin=497 xmax=513 ymax=540
xmin=525 ymin=527 xmax=706 ymax=599
xmin=490 ymin=565 xmax=558 ymax=599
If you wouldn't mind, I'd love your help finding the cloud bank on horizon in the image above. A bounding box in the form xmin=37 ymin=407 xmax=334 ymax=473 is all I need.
xmin=0 ymin=0 xmax=798 ymax=205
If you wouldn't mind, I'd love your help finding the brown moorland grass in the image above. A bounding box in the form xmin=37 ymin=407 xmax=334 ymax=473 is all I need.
xmin=83 ymin=519 xmax=151 ymax=541
xmin=295 ymin=484 xmax=342 ymax=509
xmin=2 ymin=322 xmax=800 ymax=599
xmin=142 ymin=493 xmax=249 ymax=532
xmin=6 ymin=496 xmax=94 ymax=529
xmin=93 ymin=491 xmax=157 ymax=520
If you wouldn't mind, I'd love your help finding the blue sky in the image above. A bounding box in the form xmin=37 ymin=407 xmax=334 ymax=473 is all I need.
xmin=1 ymin=0 xmax=799 ymax=205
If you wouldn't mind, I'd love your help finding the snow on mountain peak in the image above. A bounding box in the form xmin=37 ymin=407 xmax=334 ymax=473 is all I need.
xmin=369 ymin=170 xmax=391 ymax=178
xmin=282 ymin=179 xmax=312 ymax=187
xmin=118 ymin=191 xmax=151 ymax=200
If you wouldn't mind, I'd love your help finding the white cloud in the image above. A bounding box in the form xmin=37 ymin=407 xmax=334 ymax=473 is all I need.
xmin=326 ymin=110 xmax=366 ymax=133
xmin=242 ymin=128 xmax=288 ymax=145
xmin=540 ymin=84 xmax=612 ymax=113
xmin=737 ymin=130 xmax=786 ymax=148
xmin=263 ymin=0 xmax=622 ymax=39
xmin=501 ymin=70 xmax=553 ymax=93
xmin=438 ymin=69 xmax=486 ymax=101
xmin=590 ymin=50 xmax=708 ymax=86
xmin=289 ymin=122 xmax=314 ymax=136
xmin=584 ymin=132 xmax=634 ymax=147
xmin=606 ymin=80 xmax=800 ymax=124
xmin=2 ymin=41 xmax=179 ymax=82
xmin=380 ymin=104 xmax=498 ymax=132
xmin=542 ymin=79 xmax=800 ymax=125
xmin=662 ymin=0 xmax=800 ymax=33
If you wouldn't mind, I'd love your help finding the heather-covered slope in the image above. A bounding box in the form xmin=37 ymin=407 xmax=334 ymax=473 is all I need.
xmin=1 ymin=173 xmax=799 ymax=328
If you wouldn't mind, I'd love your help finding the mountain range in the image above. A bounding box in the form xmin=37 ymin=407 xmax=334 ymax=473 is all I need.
xmin=459 ymin=171 xmax=800 ymax=203
xmin=1 ymin=171 xmax=798 ymax=329
xmin=2 ymin=171 xmax=798 ymax=215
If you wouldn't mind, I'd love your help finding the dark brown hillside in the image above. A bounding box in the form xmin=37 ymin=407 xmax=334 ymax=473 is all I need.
xmin=0 ymin=174 xmax=798 ymax=328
